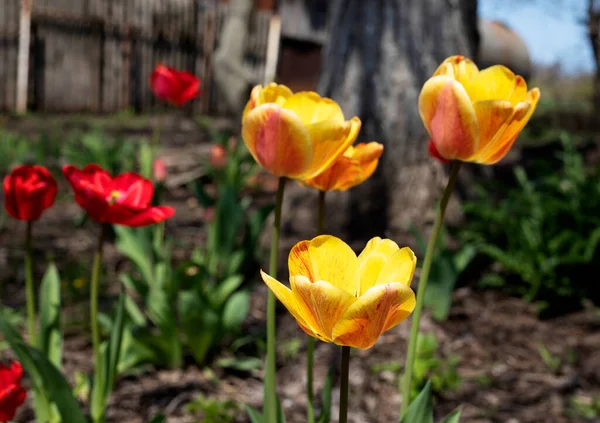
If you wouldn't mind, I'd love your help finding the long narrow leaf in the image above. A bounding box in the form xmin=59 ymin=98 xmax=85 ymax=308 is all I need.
xmin=245 ymin=404 xmax=264 ymax=423
xmin=0 ymin=312 xmax=87 ymax=423
xmin=440 ymin=409 xmax=462 ymax=423
xmin=38 ymin=263 xmax=62 ymax=367
xmin=105 ymin=293 xmax=126 ymax=398
xmin=400 ymin=381 xmax=434 ymax=423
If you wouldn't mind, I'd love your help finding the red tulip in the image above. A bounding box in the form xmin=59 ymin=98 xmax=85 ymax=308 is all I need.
xmin=3 ymin=165 xmax=57 ymax=221
xmin=62 ymin=164 xmax=175 ymax=227
xmin=428 ymin=139 xmax=450 ymax=164
xmin=150 ymin=64 xmax=200 ymax=107
xmin=0 ymin=361 xmax=26 ymax=422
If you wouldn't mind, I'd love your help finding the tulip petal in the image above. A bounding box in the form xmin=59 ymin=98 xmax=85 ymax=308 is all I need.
xmin=357 ymin=237 xmax=400 ymax=294
xmin=113 ymin=173 xmax=154 ymax=208
xmin=302 ymin=141 xmax=383 ymax=191
xmin=464 ymin=65 xmax=519 ymax=103
xmin=261 ymin=272 xmax=320 ymax=338
xmin=347 ymin=142 xmax=384 ymax=184
xmin=485 ymin=88 xmax=540 ymax=164
xmin=419 ymin=76 xmax=479 ymax=161
xmin=433 ymin=55 xmax=479 ymax=88
xmin=470 ymin=100 xmax=514 ymax=160
xmin=332 ymin=282 xmax=415 ymax=349
xmin=301 ymin=156 xmax=363 ymax=191
xmin=282 ymin=92 xmax=345 ymax=125
xmin=382 ymin=293 xmax=417 ymax=332
xmin=243 ymin=83 xmax=293 ymax=118
xmin=242 ymin=104 xmax=313 ymax=178
xmin=303 ymin=116 xmax=361 ymax=179
xmin=291 ymin=276 xmax=356 ymax=341
xmin=289 ymin=236 xmax=360 ymax=296
xmin=112 ymin=205 xmax=175 ymax=227
xmin=357 ymin=238 xmax=415 ymax=293
xmin=376 ymin=247 xmax=417 ymax=287
xmin=507 ymin=75 xmax=528 ymax=105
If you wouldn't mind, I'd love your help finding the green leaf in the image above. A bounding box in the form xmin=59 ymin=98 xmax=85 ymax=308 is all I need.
xmin=213 ymin=275 xmax=244 ymax=307
xmin=138 ymin=141 xmax=153 ymax=180
xmin=424 ymin=258 xmax=457 ymax=321
xmin=0 ymin=311 xmax=87 ymax=423
xmin=216 ymin=356 xmax=262 ymax=372
xmin=38 ymin=263 xmax=62 ymax=368
xmin=222 ymin=291 xmax=250 ymax=331
xmin=400 ymin=381 xmax=434 ymax=423
xmin=105 ymin=293 xmax=126 ymax=398
xmin=179 ymin=291 xmax=218 ymax=364
xmin=114 ymin=225 xmax=155 ymax=285
xmin=118 ymin=324 xmax=159 ymax=373
xmin=439 ymin=409 xmax=462 ymax=423
xmin=148 ymin=414 xmax=166 ymax=423
xmin=245 ymin=404 xmax=264 ymax=423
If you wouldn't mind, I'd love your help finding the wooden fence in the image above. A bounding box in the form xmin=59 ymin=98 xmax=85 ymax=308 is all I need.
xmin=0 ymin=0 xmax=272 ymax=114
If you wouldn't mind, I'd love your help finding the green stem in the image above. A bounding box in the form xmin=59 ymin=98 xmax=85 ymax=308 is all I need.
xmin=339 ymin=346 xmax=351 ymax=423
xmin=90 ymin=224 xmax=107 ymax=423
xmin=24 ymin=220 xmax=36 ymax=346
xmin=266 ymin=177 xmax=286 ymax=423
xmin=306 ymin=190 xmax=326 ymax=423
xmin=400 ymin=161 xmax=462 ymax=417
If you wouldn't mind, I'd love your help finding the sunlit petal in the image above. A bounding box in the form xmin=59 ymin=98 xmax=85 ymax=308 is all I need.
xmin=303 ymin=117 xmax=361 ymax=179
xmin=289 ymin=235 xmax=360 ymax=296
xmin=419 ymin=76 xmax=479 ymax=161
xmin=261 ymin=271 xmax=320 ymax=338
xmin=291 ymin=276 xmax=356 ymax=341
xmin=283 ymin=92 xmax=345 ymax=125
xmin=333 ymin=283 xmax=415 ymax=349
xmin=242 ymin=104 xmax=313 ymax=178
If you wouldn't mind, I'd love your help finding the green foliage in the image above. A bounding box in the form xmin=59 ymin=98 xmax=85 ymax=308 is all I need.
xmin=0 ymin=308 xmax=87 ymax=423
xmin=401 ymin=381 xmax=462 ymax=423
xmin=0 ymin=127 xmax=142 ymax=178
xmin=91 ymin=293 xmax=126 ymax=422
xmin=411 ymin=333 xmax=461 ymax=400
xmin=567 ymin=394 xmax=600 ymax=420
xmin=411 ymin=225 xmax=475 ymax=321
xmin=460 ymin=134 xmax=600 ymax=313
xmin=537 ymin=344 xmax=562 ymax=373
xmin=62 ymin=129 xmax=140 ymax=175
xmin=38 ymin=263 xmax=63 ymax=368
xmin=115 ymin=135 xmax=271 ymax=370
xmin=186 ymin=394 xmax=239 ymax=423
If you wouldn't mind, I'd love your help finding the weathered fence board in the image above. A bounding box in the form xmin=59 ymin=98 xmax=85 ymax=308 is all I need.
xmin=0 ymin=0 xmax=273 ymax=114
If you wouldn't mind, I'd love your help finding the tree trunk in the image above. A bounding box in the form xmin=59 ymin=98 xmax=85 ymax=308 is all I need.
xmin=318 ymin=0 xmax=479 ymax=245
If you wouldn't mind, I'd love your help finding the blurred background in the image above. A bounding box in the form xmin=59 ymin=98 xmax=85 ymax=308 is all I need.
xmin=1 ymin=1 xmax=600 ymax=422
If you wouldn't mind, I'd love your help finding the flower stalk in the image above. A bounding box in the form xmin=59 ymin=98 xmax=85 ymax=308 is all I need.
xmin=90 ymin=223 xmax=108 ymax=423
xmin=306 ymin=189 xmax=326 ymax=423
xmin=339 ymin=346 xmax=351 ymax=423
xmin=265 ymin=177 xmax=286 ymax=422
xmin=400 ymin=161 xmax=462 ymax=416
xmin=24 ymin=220 xmax=36 ymax=346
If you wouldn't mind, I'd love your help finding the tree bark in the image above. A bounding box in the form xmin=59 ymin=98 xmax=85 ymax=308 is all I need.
xmin=318 ymin=0 xmax=479 ymax=244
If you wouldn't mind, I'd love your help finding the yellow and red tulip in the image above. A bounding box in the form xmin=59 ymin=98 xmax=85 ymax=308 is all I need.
xmin=302 ymin=142 xmax=384 ymax=192
xmin=242 ymin=84 xmax=361 ymax=179
xmin=419 ymin=55 xmax=540 ymax=164
xmin=261 ymin=235 xmax=416 ymax=350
